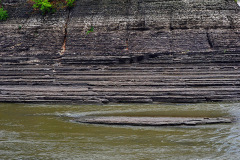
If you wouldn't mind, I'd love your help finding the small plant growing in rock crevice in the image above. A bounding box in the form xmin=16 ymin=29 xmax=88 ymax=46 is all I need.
xmin=86 ymin=26 xmax=94 ymax=35
xmin=0 ymin=7 xmax=8 ymax=21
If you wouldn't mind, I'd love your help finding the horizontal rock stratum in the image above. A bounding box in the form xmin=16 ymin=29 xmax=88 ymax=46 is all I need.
xmin=75 ymin=116 xmax=233 ymax=126
xmin=0 ymin=0 xmax=240 ymax=103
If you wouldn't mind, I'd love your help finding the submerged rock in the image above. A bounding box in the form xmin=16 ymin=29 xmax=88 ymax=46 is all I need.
xmin=75 ymin=116 xmax=233 ymax=126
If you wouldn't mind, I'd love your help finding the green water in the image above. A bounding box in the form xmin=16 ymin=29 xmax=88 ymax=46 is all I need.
xmin=0 ymin=103 xmax=240 ymax=160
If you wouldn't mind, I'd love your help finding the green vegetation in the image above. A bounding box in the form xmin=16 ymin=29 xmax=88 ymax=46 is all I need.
xmin=66 ymin=0 xmax=75 ymax=8
xmin=86 ymin=26 xmax=94 ymax=35
xmin=30 ymin=0 xmax=76 ymax=14
xmin=32 ymin=0 xmax=54 ymax=14
xmin=0 ymin=7 xmax=8 ymax=21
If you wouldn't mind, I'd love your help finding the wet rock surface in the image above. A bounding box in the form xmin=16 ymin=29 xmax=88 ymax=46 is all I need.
xmin=75 ymin=116 xmax=233 ymax=126
xmin=0 ymin=0 xmax=240 ymax=104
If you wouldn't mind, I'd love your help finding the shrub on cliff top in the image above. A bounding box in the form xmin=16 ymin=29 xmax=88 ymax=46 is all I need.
xmin=30 ymin=0 xmax=76 ymax=14
xmin=66 ymin=0 xmax=75 ymax=8
xmin=0 ymin=7 xmax=8 ymax=21
xmin=32 ymin=0 xmax=54 ymax=14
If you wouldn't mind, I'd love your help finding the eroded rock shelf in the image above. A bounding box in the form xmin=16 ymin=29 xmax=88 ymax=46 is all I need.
xmin=75 ymin=116 xmax=233 ymax=126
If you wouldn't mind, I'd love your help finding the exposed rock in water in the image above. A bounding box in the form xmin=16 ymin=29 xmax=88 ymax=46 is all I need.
xmin=0 ymin=0 xmax=239 ymax=104
xmin=75 ymin=116 xmax=233 ymax=126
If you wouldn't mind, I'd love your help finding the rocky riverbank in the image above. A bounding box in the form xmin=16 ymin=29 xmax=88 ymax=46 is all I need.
xmin=0 ymin=0 xmax=239 ymax=104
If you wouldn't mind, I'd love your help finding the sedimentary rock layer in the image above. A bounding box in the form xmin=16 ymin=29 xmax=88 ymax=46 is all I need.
xmin=75 ymin=116 xmax=233 ymax=126
xmin=0 ymin=0 xmax=239 ymax=103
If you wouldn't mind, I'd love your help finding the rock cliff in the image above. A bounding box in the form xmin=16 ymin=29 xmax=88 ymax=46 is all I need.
xmin=0 ymin=0 xmax=240 ymax=103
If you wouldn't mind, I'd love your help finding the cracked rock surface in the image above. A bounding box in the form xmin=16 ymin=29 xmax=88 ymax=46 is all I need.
xmin=0 ymin=0 xmax=240 ymax=104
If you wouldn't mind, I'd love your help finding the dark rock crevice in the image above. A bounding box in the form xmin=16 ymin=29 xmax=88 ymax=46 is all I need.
xmin=60 ymin=8 xmax=71 ymax=56
xmin=227 ymin=15 xmax=235 ymax=29
xmin=206 ymin=30 xmax=214 ymax=49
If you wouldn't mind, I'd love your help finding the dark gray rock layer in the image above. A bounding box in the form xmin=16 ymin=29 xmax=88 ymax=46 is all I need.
xmin=75 ymin=116 xmax=233 ymax=126
xmin=0 ymin=0 xmax=240 ymax=103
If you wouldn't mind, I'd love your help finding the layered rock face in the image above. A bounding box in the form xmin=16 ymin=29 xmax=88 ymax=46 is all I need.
xmin=0 ymin=0 xmax=239 ymax=103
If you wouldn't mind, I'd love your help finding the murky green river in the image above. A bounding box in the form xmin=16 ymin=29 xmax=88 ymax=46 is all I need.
xmin=0 ymin=103 xmax=240 ymax=160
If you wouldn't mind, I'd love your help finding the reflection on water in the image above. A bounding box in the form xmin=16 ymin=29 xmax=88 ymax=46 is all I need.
xmin=0 ymin=103 xmax=240 ymax=159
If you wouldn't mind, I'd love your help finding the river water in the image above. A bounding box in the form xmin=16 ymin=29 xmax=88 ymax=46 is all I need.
xmin=0 ymin=102 xmax=240 ymax=160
